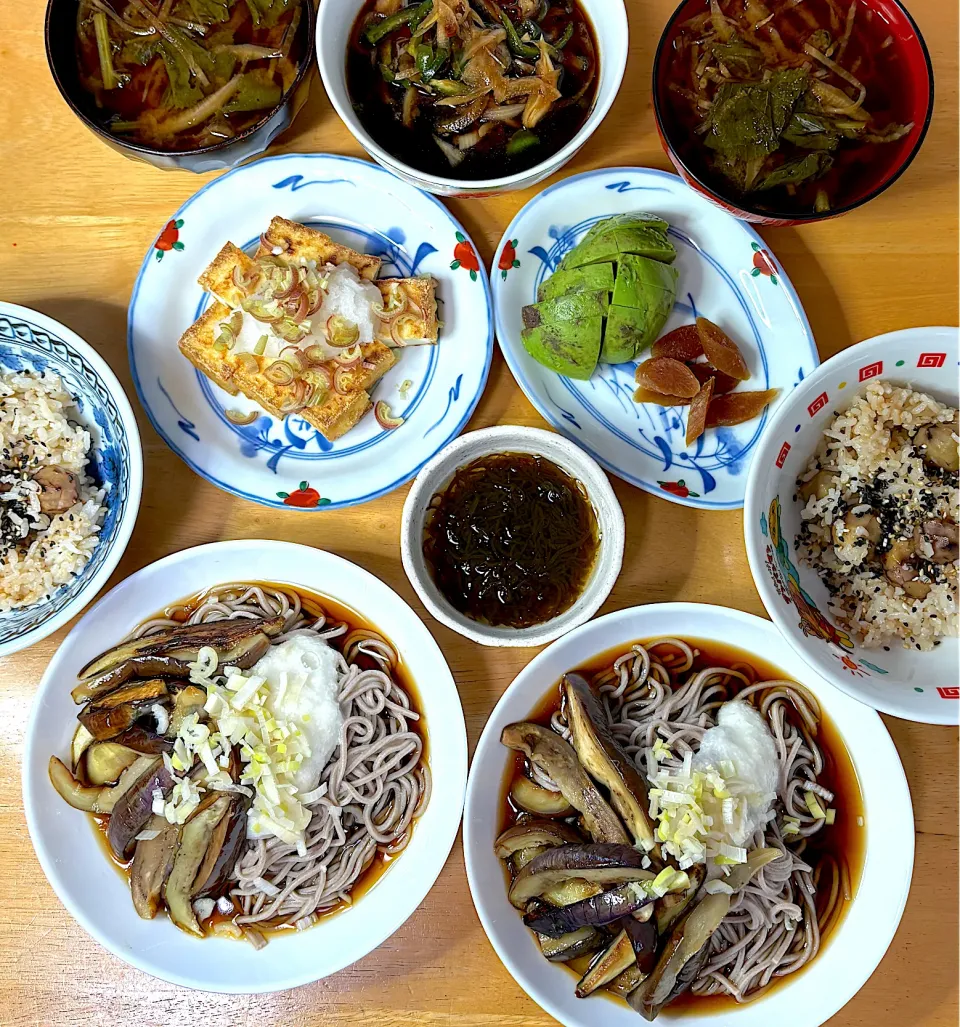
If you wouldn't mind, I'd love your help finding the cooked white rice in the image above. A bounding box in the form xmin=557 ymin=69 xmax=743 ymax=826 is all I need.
xmin=796 ymin=380 xmax=958 ymax=651
xmin=0 ymin=371 xmax=106 ymax=612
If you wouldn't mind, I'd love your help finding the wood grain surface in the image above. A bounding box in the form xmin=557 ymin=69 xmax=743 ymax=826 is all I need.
xmin=0 ymin=0 xmax=957 ymax=1024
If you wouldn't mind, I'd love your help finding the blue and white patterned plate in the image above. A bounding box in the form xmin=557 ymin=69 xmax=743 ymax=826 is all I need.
xmin=491 ymin=167 xmax=819 ymax=509
xmin=128 ymin=154 xmax=494 ymax=511
xmin=0 ymin=302 xmax=142 ymax=657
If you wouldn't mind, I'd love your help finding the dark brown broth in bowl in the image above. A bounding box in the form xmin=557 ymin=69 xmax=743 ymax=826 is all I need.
xmin=75 ymin=0 xmax=304 ymax=152
xmin=346 ymin=0 xmax=600 ymax=181
xmin=661 ymin=0 xmax=916 ymax=216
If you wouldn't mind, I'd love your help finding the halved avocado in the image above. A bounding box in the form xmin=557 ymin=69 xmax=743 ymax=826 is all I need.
xmin=538 ymin=262 xmax=615 ymax=302
xmin=521 ymin=315 xmax=603 ymax=380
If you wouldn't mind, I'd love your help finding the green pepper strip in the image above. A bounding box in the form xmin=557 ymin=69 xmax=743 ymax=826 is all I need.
xmin=553 ymin=22 xmax=573 ymax=50
xmin=365 ymin=0 xmax=434 ymax=46
xmin=498 ymin=9 xmax=540 ymax=59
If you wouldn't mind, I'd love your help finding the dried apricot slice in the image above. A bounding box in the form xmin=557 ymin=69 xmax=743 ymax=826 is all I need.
xmin=634 ymin=386 xmax=691 ymax=407
xmin=686 ymin=377 xmax=715 ymax=446
xmin=689 ymin=362 xmax=739 ymax=394
xmin=696 ymin=317 xmax=749 ymax=381
xmin=652 ymin=325 xmax=703 ymax=362
xmin=635 ymin=357 xmax=700 ymax=399
xmin=705 ymin=389 xmax=780 ymax=428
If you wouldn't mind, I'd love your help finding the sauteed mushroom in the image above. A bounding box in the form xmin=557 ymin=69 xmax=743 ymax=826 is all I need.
xmin=32 ymin=465 xmax=79 ymax=514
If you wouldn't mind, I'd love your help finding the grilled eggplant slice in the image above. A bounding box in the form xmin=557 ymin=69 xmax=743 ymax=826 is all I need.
xmin=501 ymin=722 xmax=628 ymax=844
xmin=131 ymin=816 xmax=179 ymax=919
xmin=73 ymin=616 xmax=284 ymax=702
xmin=563 ymin=673 xmax=656 ymax=851
xmin=509 ymin=845 xmax=654 ymax=908
xmin=576 ymin=929 xmax=636 ymax=998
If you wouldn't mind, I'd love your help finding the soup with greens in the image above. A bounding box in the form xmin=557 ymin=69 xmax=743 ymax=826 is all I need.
xmin=75 ymin=0 xmax=304 ymax=151
xmin=347 ymin=0 xmax=599 ymax=180
xmin=661 ymin=0 xmax=917 ymax=216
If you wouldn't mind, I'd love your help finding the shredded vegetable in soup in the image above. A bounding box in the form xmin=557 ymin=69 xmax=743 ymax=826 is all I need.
xmin=75 ymin=0 xmax=304 ymax=151
xmin=347 ymin=0 xmax=599 ymax=180
xmin=664 ymin=0 xmax=915 ymax=215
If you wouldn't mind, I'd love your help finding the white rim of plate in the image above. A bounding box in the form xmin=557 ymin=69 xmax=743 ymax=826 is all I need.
xmin=23 ymin=539 xmax=468 ymax=992
xmin=489 ymin=166 xmax=819 ymax=511
xmin=126 ymin=153 xmax=494 ymax=511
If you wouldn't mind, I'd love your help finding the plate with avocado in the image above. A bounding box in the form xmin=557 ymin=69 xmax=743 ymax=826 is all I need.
xmin=491 ymin=167 xmax=818 ymax=509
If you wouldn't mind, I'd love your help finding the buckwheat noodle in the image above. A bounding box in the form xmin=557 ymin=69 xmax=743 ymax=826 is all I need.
xmin=131 ymin=582 xmax=429 ymax=939
xmin=549 ymin=639 xmax=847 ymax=1004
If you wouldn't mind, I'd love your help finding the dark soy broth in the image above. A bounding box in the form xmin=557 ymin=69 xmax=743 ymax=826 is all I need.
xmin=347 ymin=0 xmax=600 ymax=180
xmin=500 ymin=638 xmax=866 ymax=1012
xmin=663 ymin=0 xmax=916 ymax=215
xmin=75 ymin=0 xmax=304 ymax=151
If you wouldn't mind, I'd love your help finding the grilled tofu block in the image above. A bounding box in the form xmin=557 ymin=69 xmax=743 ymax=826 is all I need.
xmin=254 ymin=216 xmax=382 ymax=280
xmin=178 ymin=304 xmax=396 ymax=437
xmin=199 ymin=241 xmax=439 ymax=347
xmin=181 ymin=217 xmax=443 ymax=441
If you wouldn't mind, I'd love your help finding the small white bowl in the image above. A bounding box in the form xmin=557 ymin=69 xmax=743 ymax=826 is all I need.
xmin=23 ymin=540 xmax=467 ymax=992
xmin=464 ymin=603 xmax=914 ymax=1027
xmin=0 ymin=302 xmax=142 ymax=657
xmin=316 ymin=0 xmax=629 ymax=198
xmin=744 ymin=327 xmax=959 ymax=725
xmin=400 ymin=426 xmax=624 ymax=647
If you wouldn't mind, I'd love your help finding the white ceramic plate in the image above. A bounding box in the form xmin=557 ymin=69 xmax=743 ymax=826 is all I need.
xmin=128 ymin=153 xmax=493 ymax=510
xmin=23 ymin=540 xmax=467 ymax=993
xmin=744 ymin=327 xmax=959 ymax=724
xmin=490 ymin=167 xmax=819 ymax=509
xmin=0 ymin=302 xmax=142 ymax=657
xmin=464 ymin=603 xmax=914 ymax=1027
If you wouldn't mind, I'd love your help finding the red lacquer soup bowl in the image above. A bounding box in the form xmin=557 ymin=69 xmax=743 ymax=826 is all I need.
xmin=652 ymin=0 xmax=934 ymax=226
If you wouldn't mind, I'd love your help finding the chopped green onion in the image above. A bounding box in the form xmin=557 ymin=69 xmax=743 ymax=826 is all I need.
xmin=805 ymin=790 xmax=827 ymax=820
xmin=506 ymin=129 xmax=541 ymax=156
xmin=364 ymin=0 xmax=433 ymax=46
xmin=825 ymin=808 xmax=836 ymax=825
xmin=254 ymin=335 xmax=268 ymax=356
xmin=93 ymin=11 xmax=119 ymax=91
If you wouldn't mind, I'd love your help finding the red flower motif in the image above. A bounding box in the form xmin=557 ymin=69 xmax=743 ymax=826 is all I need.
xmin=749 ymin=242 xmax=778 ymax=284
xmin=658 ymin=479 xmax=700 ymax=499
xmin=450 ymin=231 xmax=479 ymax=281
xmin=154 ymin=218 xmax=184 ymax=261
xmin=277 ymin=481 xmax=330 ymax=508
xmin=498 ymin=238 xmax=520 ymax=280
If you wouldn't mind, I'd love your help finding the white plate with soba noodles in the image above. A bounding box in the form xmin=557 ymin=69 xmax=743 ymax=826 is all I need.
xmin=23 ymin=540 xmax=466 ymax=992
xmin=464 ymin=603 xmax=913 ymax=1026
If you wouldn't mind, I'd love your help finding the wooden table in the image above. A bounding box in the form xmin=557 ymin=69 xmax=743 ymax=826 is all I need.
xmin=1 ymin=1 xmax=957 ymax=1024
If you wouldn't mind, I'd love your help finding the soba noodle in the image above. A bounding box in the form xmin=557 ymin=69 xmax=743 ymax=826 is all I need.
xmin=548 ymin=638 xmax=847 ymax=1004
xmin=130 ymin=582 xmax=429 ymax=936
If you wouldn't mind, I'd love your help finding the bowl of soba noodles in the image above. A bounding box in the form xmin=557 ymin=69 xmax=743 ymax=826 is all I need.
xmin=23 ymin=540 xmax=467 ymax=992
xmin=463 ymin=602 xmax=913 ymax=1026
